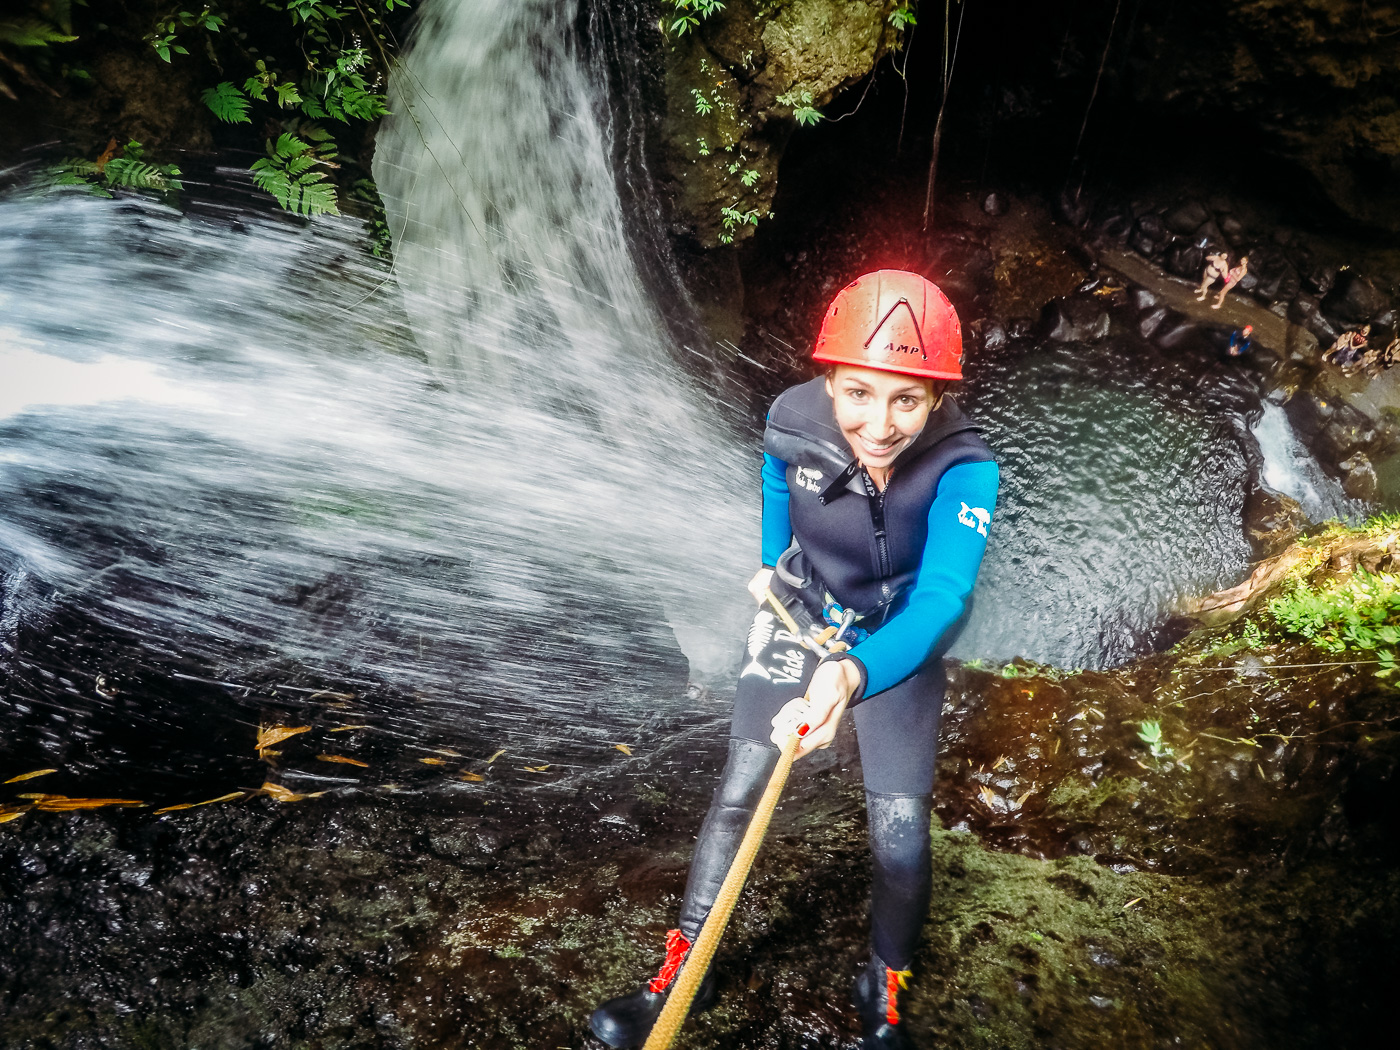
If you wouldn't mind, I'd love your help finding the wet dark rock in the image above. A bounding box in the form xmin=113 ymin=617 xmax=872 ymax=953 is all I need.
xmin=980 ymin=320 xmax=1009 ymax=352
xmin=1284 ymin=323 xmax=1322 ymax=365
xmin=1006 ymin=316 xmax=1036 ymax=339
xmin=1129 ymin=287 xmax=1158 ymax=313
xmin=1057 ymin=188 xmax=1093 ymax=228
xmin=1040 ymin=297 xmax=1109 ymax=343
xmin=1163 ymin=200 xmax=1210 ymax=236
xmin=1285 ymin=392 xmax=1379 ymax=464
xmin=1242 ymin=246 xmax=1300 ymax=303
xmin=1324 ymin=272 xmax=1390 ymax=327
xmin=1289 ymin=292 xmax=1341 ymax=345
xmin=1340 ymin=452 xmax=1380 ymax=501
xmin=1219 ymin=214 xmax=1247 ymax=244
xmin=982 ymin=192 xmax=1008 ymax=217
xmin=1193 ymin=219 xmax=1229 ymax=254
xmin=1152 ymin=313 xmax=1205 ymax=352
xmin=1166 ymin=241 xmax=1204 ymax=280
xmin=1243 ymin=487 xmax=1308 ymax=558
xmin=1092 ymin=201 xmax=1133 ymax=243
xmin=1130 ymin=213 xmax=1170 ymax=257
xmin=924 ymin=227 xmax=995 ymax=316
xmin=1137 ymin=305 xmax=1170 ymax=340
xmin=1303 ymin=264 xmax=1337 ymax=297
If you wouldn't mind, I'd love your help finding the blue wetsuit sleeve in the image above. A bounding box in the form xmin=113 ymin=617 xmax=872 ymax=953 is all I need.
xmin=842 ymin=459 xmax=999 ymax=699
xmin=761 ymin=453 xmax=793 ymax=567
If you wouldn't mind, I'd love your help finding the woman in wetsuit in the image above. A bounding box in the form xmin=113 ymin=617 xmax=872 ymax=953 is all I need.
xmin=590 ymin=270 xmax=1000 ymax=1050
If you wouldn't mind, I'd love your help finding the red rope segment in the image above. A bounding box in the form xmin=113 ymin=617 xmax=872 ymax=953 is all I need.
xmin=648 ymin=929 xmax=691 ymax=994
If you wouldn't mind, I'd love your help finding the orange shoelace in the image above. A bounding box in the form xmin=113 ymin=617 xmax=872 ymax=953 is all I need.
xmin=648 ymin=929 xmax=692 ymax=993
xmin=885 ymin=966 xmax=912 ymax=1024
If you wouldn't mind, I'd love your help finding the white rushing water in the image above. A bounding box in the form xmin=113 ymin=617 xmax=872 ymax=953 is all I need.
xmin=373 ymin=0 xmax=755 ymax=681
xmin=1251 ymin=400 xmax=1354 ymax=523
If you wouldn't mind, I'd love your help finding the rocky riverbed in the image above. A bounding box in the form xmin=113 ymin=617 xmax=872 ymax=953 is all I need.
xmin=3 ymin=521 xmax=1398 ymax=1049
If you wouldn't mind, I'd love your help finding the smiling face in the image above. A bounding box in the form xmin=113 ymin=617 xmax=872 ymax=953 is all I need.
xmin=825 ymin=365 xmax=940 ymax=471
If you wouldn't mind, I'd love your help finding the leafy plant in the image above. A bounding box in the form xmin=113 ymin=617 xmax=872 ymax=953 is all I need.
xmin=1137 ymin=720 xmax=1168 ymax=759
xmin=349 ymin=178 xmax=392 ymax=258
xmin=1266 ymin=569 xmax=1400 ymax=677
xmin=150 ymin=1 xmax=408 ymax=222
xmin=48 ymin=139 xmax=183 ymax=197
xmin=666 ymin=0 xmax=726 ymax=37
xmin=718 ymin=204 xmax=759 ymax=245
xmin=146 ymin=6 xmax=225 ymax=63
xmin=250 ymin=131 xmax=339 ymax=217
xmin=888 ymin=3 xmax=918 ymax=30
xmin=776 ymin=88 xmax=823 ymax=127
xmin=201 ymin=80 xmax=251 ymax=123
xmin=0 ymin=0 xmax=79 ymax=99
xmin=691 ymin=87 xmax=712 ymax=116
xmin=740 ymin=168 xmax=759 ymax=187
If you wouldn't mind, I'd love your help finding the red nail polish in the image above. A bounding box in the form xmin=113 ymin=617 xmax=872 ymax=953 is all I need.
xmin=796 ymin=723 xmax=810 ymax=737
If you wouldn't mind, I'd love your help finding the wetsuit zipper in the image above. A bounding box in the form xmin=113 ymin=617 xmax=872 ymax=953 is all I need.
xmin=861 ymin=469 xmax=893 ymax=600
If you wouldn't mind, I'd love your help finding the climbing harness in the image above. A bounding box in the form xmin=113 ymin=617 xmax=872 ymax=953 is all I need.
xmin=762 ymin=588 xmax=853 ymax=657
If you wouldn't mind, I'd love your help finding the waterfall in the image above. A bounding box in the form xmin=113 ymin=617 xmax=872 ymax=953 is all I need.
xmin=1251 ymin=400 xmax=1353 ymax=523
xmin=372 ymin=0 xmax=754 ymax=681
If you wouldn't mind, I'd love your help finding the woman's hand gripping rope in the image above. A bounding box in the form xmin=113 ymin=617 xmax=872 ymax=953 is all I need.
xmin=770 ymin=658 xmax=860 ymax=759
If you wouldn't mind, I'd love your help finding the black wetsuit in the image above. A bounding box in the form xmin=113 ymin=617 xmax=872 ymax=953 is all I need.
xmin=679 ymin=379 xmax=998 ymax=971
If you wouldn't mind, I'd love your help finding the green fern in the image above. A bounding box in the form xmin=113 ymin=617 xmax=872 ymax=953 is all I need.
xmin=201 ymin=81 xmax=252 ymax=124
xmin=46 ymin=140 xmax=182 ymax=198
xmin=0 ymin=19 xmax=78 ymax=48
xmin=103 ymin=157 xmax=179 ymax=191
xmin=250 ymin=132 xmax=340 ymax=217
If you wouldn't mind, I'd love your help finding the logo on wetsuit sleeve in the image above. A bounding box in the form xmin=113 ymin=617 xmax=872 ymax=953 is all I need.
xmin=794 ymin=466 xmax=824 ymax=493
xmin=957 ymin=502 xmax=990 ymax=537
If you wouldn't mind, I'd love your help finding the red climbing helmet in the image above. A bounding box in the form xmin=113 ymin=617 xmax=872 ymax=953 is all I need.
xmin=812 ymin=269 xmax=964 ymax=380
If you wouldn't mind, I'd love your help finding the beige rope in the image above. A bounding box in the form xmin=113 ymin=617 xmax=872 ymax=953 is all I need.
xmin=640 ymin=727 xmax=802 ymax=1050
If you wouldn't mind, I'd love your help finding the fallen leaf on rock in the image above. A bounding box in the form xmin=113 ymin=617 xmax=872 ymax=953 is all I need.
xmin=17 ymin=793 xmax=64 ymax=801
xmin=992 ymin=755 xmax=1008 ymax=771
xmin=155 ymin=791 xmax=248 ymax=814
xmin=329 ymin=725 xmax=369 ymax=733
xmin=307 ymin=689 xmax=355 ymax=702
xmin=259 ymin=782 xmax=320 ymax=803
xmin=977 ymin=785 xmax=999 ymax=808
xmin=433 ymin=748 xmax=461 ymax=758
xmin=486 ymin=749 xmax=506 ymax=764
xmin=614 ymin=744 xmax=633 ymax=756
xmin=35 ymin=798 xmax=143 ymax=811
xmin=419 ymin=757 xmax=446 ymax=766
xmin=458 ymin=772 xmax=485 ymax=782
xmin=256 ymin=725 xmax=309 ymax=752
xmin=1014 ymin=788 xmax=1034 ymax=807
xmin=522 ymin=764 xmax=549 ymax=773
xmin=0 ymin=810 xmax=28 ymax=823
xmin=1123 ymin=897 xmax=1143 ymax=910
xmin=4 ymin=768 xmax=58 ymax=784
xmin=317 ymin=754 xmax=369 ymax=767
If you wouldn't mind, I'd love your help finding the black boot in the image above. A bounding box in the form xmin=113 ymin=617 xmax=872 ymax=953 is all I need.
xmin=591 ymin=740 xmax=776 ymax=1048
xmin=853 ymin=952 xmax=917 ymax=1050
xmin=676 ymin=738 xmax=779 ymax=940
xmin=588 ymin=929 xmax=717 ymax=1048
